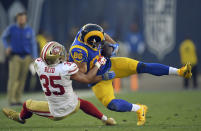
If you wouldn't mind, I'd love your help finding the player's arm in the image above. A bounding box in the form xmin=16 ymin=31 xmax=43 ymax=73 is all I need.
xmin=102 ymin=33 xmax=119 ymax=57
xmin=70 ymin=66 xmax=101 ymax=84
xmin=74 ymin=61 xmax=87 ymax=73
xmin=71 ymin=57 xmax=115 ymax=84
xmin=104 ymin=33 xmax=116 ymax=44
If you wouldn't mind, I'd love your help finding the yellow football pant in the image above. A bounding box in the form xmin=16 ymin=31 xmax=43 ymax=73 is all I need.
xmin=25 ymin=99 xmax=80 ymax=121
xmin=92 ymin=57 xmax=139 ymax=107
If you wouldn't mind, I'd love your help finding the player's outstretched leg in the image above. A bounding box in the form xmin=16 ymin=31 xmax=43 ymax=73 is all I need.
xmin=79 ymin=98 xmax=116 ymax=125
xmin=107 ymin=99 xmax=147 ymax=126
xmin=137 ymin=62 xmax=192 ymax=78
xmin=2 ymin=102 xmax=33 ymax=124
xmin=2 ymin=99 xmax=54 ymax=124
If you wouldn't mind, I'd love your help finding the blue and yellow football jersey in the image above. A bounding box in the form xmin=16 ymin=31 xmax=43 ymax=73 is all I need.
xmin=69 ymin=30 xmax=140 ymax=107
xmin=69 ymin=31 xmax=112 ymax=76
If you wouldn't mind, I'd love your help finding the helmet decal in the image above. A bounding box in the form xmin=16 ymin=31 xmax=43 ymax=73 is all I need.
xmin=80 ymin=23 xmax=104 ymax=49
xmin=52 ymin=46 xmax=61 ymax=55
xmin=84 ymin=31 xmax=104 ymax=44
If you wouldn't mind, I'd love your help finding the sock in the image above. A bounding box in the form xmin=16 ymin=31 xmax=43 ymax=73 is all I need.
xmin=131 ymin=104 xmax=141 ymax=112
xmin=137 ymin=62 xmax=169 ymax=76
xmin=107 ymin=99 xmax=132 ymax=112
xmin=79 ymin=98 xmax=103 ymax=120
xmin=20 ymin=102 xmax=33 ymax=120
xmin=19 ymin=115 xmax=23 ymax=121
xmin=169 ymin=67 xmax=179 ymax=75
xmin=101 ymin=115 xmax=108 ymax=121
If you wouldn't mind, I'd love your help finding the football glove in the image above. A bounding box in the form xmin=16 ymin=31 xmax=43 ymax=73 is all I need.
xmin=95 ymin=56 xmax=107 ymax=68
xmin=102 ymin=71 xmax=115 ymax=80
xmin=109 ymin=43 xmax=119 ymax=57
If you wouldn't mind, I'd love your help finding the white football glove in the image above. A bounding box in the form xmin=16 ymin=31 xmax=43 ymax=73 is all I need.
xmin=95 ymin=56 xmax=107 ymax=68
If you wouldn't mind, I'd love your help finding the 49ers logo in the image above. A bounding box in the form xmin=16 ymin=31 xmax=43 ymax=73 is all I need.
xmin=52 ymin=46 xmax=61 ymax=55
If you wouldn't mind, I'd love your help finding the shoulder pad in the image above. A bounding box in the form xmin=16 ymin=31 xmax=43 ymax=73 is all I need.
xmin=70 ymin=45 xmax=88 ymax=63
xmin=62 ymin=62 xmax=79 ymax=76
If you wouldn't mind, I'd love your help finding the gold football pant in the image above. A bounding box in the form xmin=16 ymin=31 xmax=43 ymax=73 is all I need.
xmin=7 ymin=55 xmax=32 ymax=104
xmin=25 ymin=99 xmax=80 ymax=120
xmin=92 ymin=57 xmax=139 ymax=106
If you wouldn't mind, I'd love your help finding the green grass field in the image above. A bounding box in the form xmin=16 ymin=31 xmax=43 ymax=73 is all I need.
xmin=0 ymin=90 xmax=201 ymax=131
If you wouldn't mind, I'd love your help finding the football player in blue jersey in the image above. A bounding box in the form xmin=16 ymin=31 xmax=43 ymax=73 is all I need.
xmin=69 ymin=23 xmax=192 ymax=126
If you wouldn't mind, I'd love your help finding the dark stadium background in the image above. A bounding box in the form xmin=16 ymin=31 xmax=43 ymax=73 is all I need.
xmin=0 ymin=0 xmax=200 ymax=92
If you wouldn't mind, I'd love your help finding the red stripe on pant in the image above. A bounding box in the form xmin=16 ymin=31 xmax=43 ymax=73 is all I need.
xmin=79 ymin=98 xmax=103 ymax=120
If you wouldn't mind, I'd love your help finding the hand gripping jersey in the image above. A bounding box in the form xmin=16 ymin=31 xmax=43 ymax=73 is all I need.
xmin=34 ymin=58 xmax=79 ymax=117
xmin=69 ymin=31 xmax=111 ymax=76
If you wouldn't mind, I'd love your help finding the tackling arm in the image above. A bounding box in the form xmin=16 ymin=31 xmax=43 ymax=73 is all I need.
xmin=70 ymin=56 xmax=115 ymax=84
xmin=70 ymin=65 xmax=102 ymax=84
xmin=74 ymin=61 xmax=87 ymax=73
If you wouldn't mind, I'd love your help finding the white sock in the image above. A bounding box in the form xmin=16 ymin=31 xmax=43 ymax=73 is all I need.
xmin=101 ymin=115 xmax=108 ymax=121
xmin=131 ymin=104 xmax=141 ymax=112
xmin=169 ymin=67 xmax=179 ymax=75
xmin=19 ymin=114 xmax=23 ymax=121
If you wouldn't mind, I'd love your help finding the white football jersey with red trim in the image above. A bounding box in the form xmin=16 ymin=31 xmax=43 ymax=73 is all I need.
xmin=34 ymin=57 xmax=79 ymax=117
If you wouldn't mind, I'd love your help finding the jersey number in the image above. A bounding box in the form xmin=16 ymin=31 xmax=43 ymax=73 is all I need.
xmin=40 ymin=75 xmax=65 ymax=96
xmin=73 ymin=52 xmax=83 ymax=59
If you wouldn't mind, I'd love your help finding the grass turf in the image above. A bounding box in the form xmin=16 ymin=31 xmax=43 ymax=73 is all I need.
xmin=0 ymin=90 xmax=201 ymax=131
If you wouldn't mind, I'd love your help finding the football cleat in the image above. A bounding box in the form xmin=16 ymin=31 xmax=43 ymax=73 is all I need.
xmin=103 ymin=117 xmax=117 ymax=126
xmin=177 ymin=63 xmax=192 ymax=79
xmin=136 ymin=104 xmax=148 ymax=126
xmin=2 ymin=108 xmax=25 ymax=124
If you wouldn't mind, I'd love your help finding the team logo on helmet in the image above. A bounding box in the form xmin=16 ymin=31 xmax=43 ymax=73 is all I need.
xmin=52 ymin=46 xmax=62 ymax=55
xmin=80 ymin=23 xmax=104 ymax=49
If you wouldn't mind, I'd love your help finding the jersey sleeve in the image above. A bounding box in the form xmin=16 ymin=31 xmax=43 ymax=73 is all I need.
xmin=62 ymin=62 xmax=79 ymax=76
xmin=69 ymin=47 xmax=88 ymax=63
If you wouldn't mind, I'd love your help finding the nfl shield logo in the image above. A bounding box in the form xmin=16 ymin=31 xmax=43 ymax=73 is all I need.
xmin=143 ymin=0 xmax=177 ymax=60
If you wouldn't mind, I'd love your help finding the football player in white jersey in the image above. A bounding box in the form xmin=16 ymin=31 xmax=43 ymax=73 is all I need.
xmin=2 ymin=41 xmax=116 ymax=125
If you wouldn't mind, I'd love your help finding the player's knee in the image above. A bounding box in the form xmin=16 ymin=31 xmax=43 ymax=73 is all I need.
xmin=101 ymin=96 xmax=115 ymax=107
xmin=107 ymin=99 xmax=133 ymax=112
xmin=107 ymin=99 xmax=122 ymax=112
xmin=137 ymin=62 xmax=147 ymax=73
xmin=128 ymin=59 xmax=139 ymax=73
